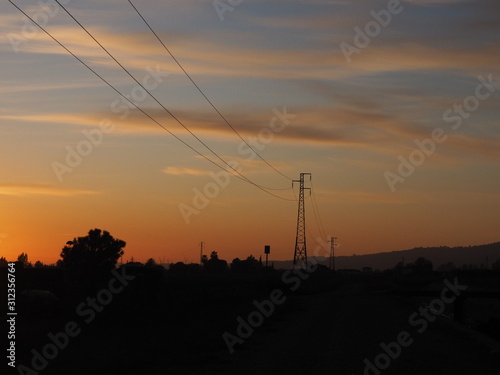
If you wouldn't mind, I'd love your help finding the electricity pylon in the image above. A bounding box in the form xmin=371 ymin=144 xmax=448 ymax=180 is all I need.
xmin=293 ymin=173 xmax=311 ymax=268
xmin=329 ymin=236 xmax=337 ymax=271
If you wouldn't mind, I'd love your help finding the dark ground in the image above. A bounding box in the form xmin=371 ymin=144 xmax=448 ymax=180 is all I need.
xmin=218 ymin=283 xmax=500 ymax=375
xmin=4 ymin=271 xmax=500 ymax=375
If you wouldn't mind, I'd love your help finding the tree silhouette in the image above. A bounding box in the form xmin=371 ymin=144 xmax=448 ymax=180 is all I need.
xmin=204 ymin=251 xmax=228 ymax=273
xmin=437 ymin=262 xmax=455 ymax=272
xmin=60 ymin=229 xmax=126 ymax=295
xmin=201 ymin=254 xmax=208 ymax=265
xmin=408 ymin=257 xmax=433 ymax=273
xmin=231 ymin=257 xmax=241 ymax=268
xmin=231 ymin=255 xmax=261 ymax=273
xmin=145 ymin=258 xmax=157 ymax=267
xmin=0 ymin=256 xmax=7 ymax=267
xmin=169 ymin=262 xmax=187 ymax=274
xmin=17 ymin=252 xmax=32 ymax=268
xmin=60 ymin=229 xmax=125 ymax=271
xmin=126 ymin=258 xmax=143 ymax=266
xmin=492 ymin=259 xmax=500 ymax=271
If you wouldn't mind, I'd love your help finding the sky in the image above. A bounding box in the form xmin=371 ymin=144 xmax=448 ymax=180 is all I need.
xmin=0 ymin=0 xmax=499 ymax=265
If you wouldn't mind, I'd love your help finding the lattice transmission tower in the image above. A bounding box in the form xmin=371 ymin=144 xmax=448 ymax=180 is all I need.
xmin=293 ymin=173 xmax=311 ymax=268
xmin=329 ymin=236 xmax=337 ymax=271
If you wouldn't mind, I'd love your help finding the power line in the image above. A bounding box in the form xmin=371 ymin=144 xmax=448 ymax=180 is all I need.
xmin=295 ymin=178 xmax=328 ymax=243
xmin=8 ymin=0 xmax=295 ymax=202
xmin=308 ymin=196 xmax=325 ymax=241
xmin=310 ymin=180 xmax=328 ymax=240
xmin=53 ymin=1 xmax=284 ymax=194
xmin=54 ymin=0 xmax=291 ymax=194
xmin=127 ymin=0 xmax=294 ymax=182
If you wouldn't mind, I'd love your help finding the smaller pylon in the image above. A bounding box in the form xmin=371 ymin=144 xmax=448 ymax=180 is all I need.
xmin=329 ymin=237 xmax=337 ymax=271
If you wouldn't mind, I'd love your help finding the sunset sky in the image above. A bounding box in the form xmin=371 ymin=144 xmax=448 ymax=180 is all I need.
xmin=1 ymin=0 xmax=499 ymax=265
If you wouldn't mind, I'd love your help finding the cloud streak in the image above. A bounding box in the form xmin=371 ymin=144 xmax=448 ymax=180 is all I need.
xmin=0 ymin=185 xmax=100 ymax=197
xmin=162 ymin=167 xmax=208 ymax=176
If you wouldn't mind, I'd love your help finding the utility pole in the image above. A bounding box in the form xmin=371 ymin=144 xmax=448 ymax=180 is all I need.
xmin=200 ymin=241 xmax=204 ymax=265
xmin=293 ymin=173 xmax=311 ymax=269
xmin=329 ymin=236 xmax=337 ymax=271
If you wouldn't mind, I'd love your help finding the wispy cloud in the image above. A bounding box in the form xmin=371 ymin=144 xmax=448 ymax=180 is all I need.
xmin=0 ymin=185 xmax=100 ymax=197
xmin=0 ymin=113 xmax=96 ymax=127
xmin=36 ymin=101 xmax=499 ymax=165
xmin=0 ymin=81 xmax=102 ymax=95
xmin=162 ymin=167 xmax=208 ymax=176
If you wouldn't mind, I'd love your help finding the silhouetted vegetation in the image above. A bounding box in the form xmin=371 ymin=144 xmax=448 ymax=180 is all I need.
xmin=436 ymin=262 xmax=456 ymax=272
xmin=407 ymin=256 xmax=433 ymax=273
xmin=17 ymin=252 xmax=32 ymax=268
xmin=204 ymin=251 xmax=228 ymax=274
xmin=60 ymin=228 xmax=125 ymax=271
xmin=231 ymin=255 xmax=262 ymax=273
xmin=6 ymin=237 xmax=500 ymax=375
xmin=126 ymin=259 xmax=143 ymax=266
xmin=145 ymin=257 xmax=157 ymax=267
xmin=59 ymin=228 xmax=126 ymax=297
xmin=169 ymin=261 xmax=187 ymax=274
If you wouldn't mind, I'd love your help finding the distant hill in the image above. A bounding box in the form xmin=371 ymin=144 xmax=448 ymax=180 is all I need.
xmin=271 ymin=242 xmax=500 ymax=271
